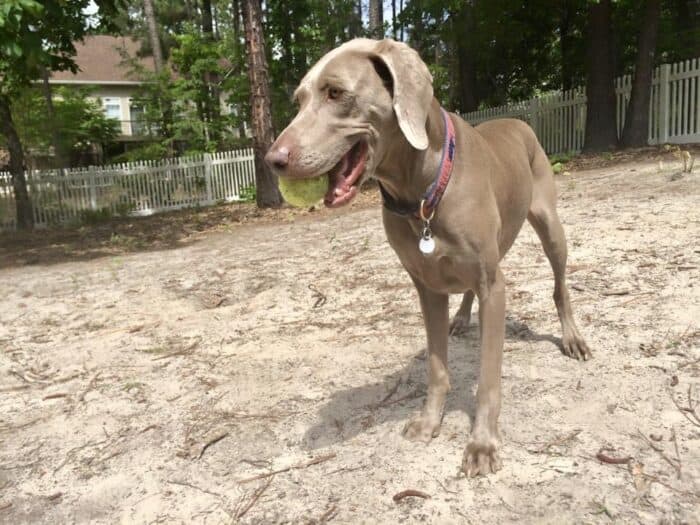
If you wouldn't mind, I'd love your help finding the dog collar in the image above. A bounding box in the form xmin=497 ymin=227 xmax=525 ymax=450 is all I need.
xmin=379 ymin=107 xmax=456 ymax=221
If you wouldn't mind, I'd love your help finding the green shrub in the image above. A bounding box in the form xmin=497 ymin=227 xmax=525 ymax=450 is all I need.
xmin=239 ymin=184 xmax=256 ymax=203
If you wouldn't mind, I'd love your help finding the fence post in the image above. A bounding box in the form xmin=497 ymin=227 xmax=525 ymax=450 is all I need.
xmin=203 ymin=153 xmax=213 ymax=203
xmin=88 ymin=168 xmax=98 ymax=210
xmin=529 ymin=97 xmax=540 ymax=137
xmin=658 ymin=63 xmax=671 ymax=144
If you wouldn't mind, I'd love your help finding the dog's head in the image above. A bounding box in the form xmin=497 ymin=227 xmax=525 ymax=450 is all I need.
xmin=265 ymin=38 xmax=433 ymax=208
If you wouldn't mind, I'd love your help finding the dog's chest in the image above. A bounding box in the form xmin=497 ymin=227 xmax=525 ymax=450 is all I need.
xmin=391 ymin=234 xmax=480 ymax=293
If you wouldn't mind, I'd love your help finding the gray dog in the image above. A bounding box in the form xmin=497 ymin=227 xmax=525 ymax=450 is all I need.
xmin=265 ymin=38 xmax=590 ymax=476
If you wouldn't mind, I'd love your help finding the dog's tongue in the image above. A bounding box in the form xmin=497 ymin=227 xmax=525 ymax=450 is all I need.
xmin=324 ymin=142 xmax=367 ymax=208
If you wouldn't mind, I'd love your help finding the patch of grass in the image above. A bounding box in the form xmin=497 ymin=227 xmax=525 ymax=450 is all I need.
xmin=590 ymin=499 xmax=614 ymax=519
xmin=108 ymin=233 xmax=143 ymax=250
xmin=239 ymin=184 xmax=256 ymax=203
xmin=80 ymin=207 xmax=113 ymax=225
xmin=549 ymin=151 xmax=576 ymax=165
xmin=138 ymin=346 xmax=168 ymax=355
xmin=122 ymin=381 xmax=144 ymax=392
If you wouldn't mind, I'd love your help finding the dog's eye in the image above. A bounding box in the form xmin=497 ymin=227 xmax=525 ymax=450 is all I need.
xmin=328 ymin=87 xmax=342 ymax=100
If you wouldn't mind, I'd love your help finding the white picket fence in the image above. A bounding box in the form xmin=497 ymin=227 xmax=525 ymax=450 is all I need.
xmin=463 ymin=58 xmax=700 ymax=155
xmin=0 ymin=148 xmax=255 ymax=231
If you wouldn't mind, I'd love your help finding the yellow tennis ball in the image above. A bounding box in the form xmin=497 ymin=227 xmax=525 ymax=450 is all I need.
xmin=278 ymin=176 xmax=327 ymax=208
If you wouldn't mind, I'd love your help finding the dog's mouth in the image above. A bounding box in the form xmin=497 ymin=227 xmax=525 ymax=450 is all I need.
xmin=323 ymin=141 xmax=369 ymax=208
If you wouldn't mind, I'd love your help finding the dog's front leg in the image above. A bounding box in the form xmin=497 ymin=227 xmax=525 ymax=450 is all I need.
xmin=463 ymin=266 xmax=505 ymax=477
xmin=403 ymin=278 xmax=450 ymax=443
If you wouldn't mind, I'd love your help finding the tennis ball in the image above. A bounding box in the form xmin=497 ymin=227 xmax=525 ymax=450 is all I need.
xmin=279 ymin=176 xmax=327 ymax=208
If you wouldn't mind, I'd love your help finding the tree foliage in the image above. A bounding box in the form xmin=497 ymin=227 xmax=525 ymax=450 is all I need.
xmin=12 ymin=86 xmax=118 ymax=162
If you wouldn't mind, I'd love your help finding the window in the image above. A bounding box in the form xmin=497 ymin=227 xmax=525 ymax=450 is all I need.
xmin=129 ymin=100 xmax=145 ymax=135
xmin=102 ymin=97 xmax=121 ymax=120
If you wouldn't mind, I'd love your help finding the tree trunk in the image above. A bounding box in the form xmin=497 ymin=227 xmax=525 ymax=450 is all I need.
xmin=455 ymin=5 xmax=479 ymax=112
xmin=369 ymin=0 xmax=383 ymax=38
xmin=242 ymin=0 xmax=282 ymax=208
xmin=583 ymin=0 xmax=618 ymax=153
xmin=0 ymin=95 xmax=33 ymax=230
xmin=674 ymin=0 xmax=700 ymax=58
xmin=399 ymin=0 xmax=404 ymax=41
xmin=41 ymin=67 xmax=66 ymax=169
xmin=202 ymin=0 xmax=221 ymax=145
xmin=349 ymin=0 xmax=362 ymax=38
xmin=619 ymin=0 xmax=662 ymax=148
xmin=143 ymin=0 xmax=174 ymax=152
xmin=559 ymin=0 xmax=575 ymax=91
xmin=391 ymin=0 xmax=397 ymax=39
xmin=143 ymin=0 xmax=164 ymax=72
xmin=231 ymin=0 xmax=247 ymax=140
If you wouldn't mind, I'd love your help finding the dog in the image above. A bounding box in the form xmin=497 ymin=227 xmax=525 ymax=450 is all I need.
xmin=265 ymin=38 xmax=590 ymax=476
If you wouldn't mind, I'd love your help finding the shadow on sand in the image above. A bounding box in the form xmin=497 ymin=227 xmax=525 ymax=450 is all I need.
xmin=302 ymin=315 xmax=562 ymax=450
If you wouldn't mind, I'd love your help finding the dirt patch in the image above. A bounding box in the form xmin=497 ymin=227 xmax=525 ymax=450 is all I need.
xmin=0 ymin=156 xmax=698 ymax=523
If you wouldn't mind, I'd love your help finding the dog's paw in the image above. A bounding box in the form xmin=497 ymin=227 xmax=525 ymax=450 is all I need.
xmin=462 ymin=438 xmax=502 ymax=477
xmin=562 ymin=329 xmax=592 ymax=361
xmin=402 ymin=413 xmax=441 ymax=443
xmin=449 ymin=315 xmax=471 ymax=337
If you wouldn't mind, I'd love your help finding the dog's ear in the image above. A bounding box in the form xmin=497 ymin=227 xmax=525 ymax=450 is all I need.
xmin=372 ymin=39 xmax=434 ymax=150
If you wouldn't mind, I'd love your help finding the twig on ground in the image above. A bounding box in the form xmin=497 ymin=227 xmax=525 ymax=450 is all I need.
xmin=379 ymin=388 xmax=425 ymax=407
xmin=10 ymin=369 xmax=47 ymax=384
xmin=618 ymin=292 xmax=654 ymax=307
xmin=42 ymin=392 xmax=68 ymax=400
xmin=238 ymin=453 xmax=337 ymax=484
xmin=197 ymin=431 xmax=229 ymax=460
xmin=670 ymin=386 xmax=700 ymax=427
xmin=374 ymin=378 xmax=402 ymax=408
xmin=152 ymin=340 xmax=199 ymax=361
xmin=240 ymin=458 xmax=272 ymax=468
xmin=671 ymin=428 xmax=682 ymax=480
xmin=308 ymin=284 xmax=327 ymax=308
xmin=46 ymin=492 xmax=62 ymax=501
xmin=219 ymin=410 xmax=294 ymax=421
xmin=168 ymin=479 xmax=223 ymax=498
xmin=318 ymin=504 xmax=338 ymax=523
xmin=596 ymin=450 xmax=632 ymax=465
xmin=0 ymin=384 xmax=30 ymax=393
xmin=601 ymin=289 xmax=630 ymax=296
xmin=97 ymin=448 xmax=126 ymax=465
xmin=0 ymin=502 xmax=12 ymax=511
xmin=235 ymin=477 xmax=273 ymax=519
xmin=426 ymin=472 xmax=459 ymax=494
xmin=140 ymin=424 xmax=157 ymax=433
xmin=534 ymin=429 xmax=582 ymax=454
xmin=636 ymin=429 xmax=682 ymax=479
xmin=128 ymin=321 xmax=160 ymax=333
xmin=53 ymin=439 xmax=107 ymax=473
xmin=78 ymin=372 xmax=101 ymax=402
xmin=392 ymin=489 xmax=430 ymax=502
xmin=49 ymin=372 xmax=81 ymax=386
xmin=326 ymin=464 xmax=366 ymax=476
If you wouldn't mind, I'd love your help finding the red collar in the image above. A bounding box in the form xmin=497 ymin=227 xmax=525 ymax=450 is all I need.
xmin=379 ymin=108 xmax=456 ymax=220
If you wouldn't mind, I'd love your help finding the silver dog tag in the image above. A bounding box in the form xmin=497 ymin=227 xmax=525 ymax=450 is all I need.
xmin=419 ymin=227 xmax=435 ymax=255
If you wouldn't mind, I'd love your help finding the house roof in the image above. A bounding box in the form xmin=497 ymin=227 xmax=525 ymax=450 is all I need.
xmin=51 ymin=35 xmax=155 ymax=85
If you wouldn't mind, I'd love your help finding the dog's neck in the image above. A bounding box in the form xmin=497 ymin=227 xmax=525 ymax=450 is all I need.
xmin=374 ymin=99 xmax=446 ymax=206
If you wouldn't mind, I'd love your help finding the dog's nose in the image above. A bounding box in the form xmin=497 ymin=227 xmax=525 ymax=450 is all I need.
xmin=265 ymin=146 xmax=290 ymax=171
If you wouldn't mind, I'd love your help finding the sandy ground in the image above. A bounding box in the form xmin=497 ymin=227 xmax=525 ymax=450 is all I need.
xmin=1 ymin=155 xmax=699 ymax=524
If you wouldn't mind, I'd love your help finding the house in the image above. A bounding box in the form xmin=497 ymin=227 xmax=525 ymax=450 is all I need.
xmin=50 ymin=35 xmax=154 ymax=140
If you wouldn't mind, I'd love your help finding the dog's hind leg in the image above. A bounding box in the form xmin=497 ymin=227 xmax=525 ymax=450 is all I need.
xmin=449 ymin=291 xmax=475 ymax=336
xmin=403 ymin=278 xmax=450 ymax=442
xmin=528 ymin=149 xmax=591 ymax=360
